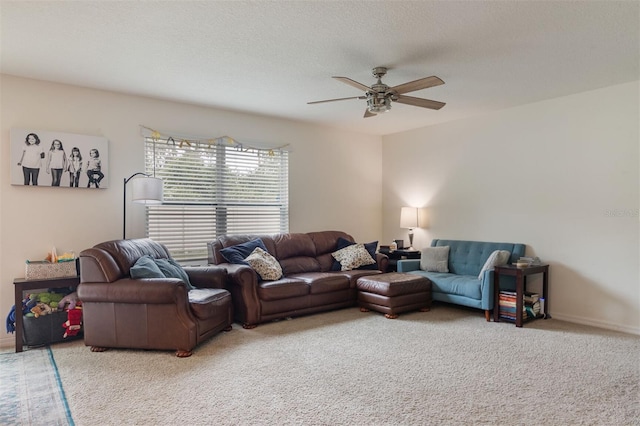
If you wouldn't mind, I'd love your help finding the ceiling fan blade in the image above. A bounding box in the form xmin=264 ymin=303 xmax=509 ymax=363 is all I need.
xmin=333 ymin=77 xmax=371 ymax=92
xmin=307 ymin=96 xmax=365 ymax=105
xmin=395 ymin=95 xmax=446 ymax=110
xmin=364 ymin=109 xmax=376 ymax=118
xmin=390 ymin=76 xmax=444 ymax=95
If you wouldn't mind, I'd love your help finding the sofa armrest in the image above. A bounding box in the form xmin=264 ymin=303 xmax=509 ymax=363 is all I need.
xmin=185 ymin=266 xmax=227 ymax=289
xmin=218 ymin=262 xmax=262 ymax=326
xmin=375 ymin=253 xmax=389 ymax=273
xmin=78 ymin=278 xmax=189 ymax=304
xmin=480 ymin=270 xmax=495 ymax=310
xmin=397 ymin=259 xmax=420 ymax=272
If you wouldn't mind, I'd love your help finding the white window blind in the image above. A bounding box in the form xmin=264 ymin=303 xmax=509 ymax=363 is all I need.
xmin=143 ymin=138 xmax=289 ymax=262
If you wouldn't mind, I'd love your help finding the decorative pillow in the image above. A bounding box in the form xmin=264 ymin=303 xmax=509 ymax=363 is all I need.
xmin=420 ymin=246 xmax=450 ymax=273
xmin=331 ymin=238 xmax=378 ymax=271
xmin=154 ymin=258 xmax=195 ymax=290
xmin=130 ymin=255 xmax=165 ymax=279
xmin=331 ymin=243 xmax=376 ymax=271
xmin=477 ymin=250 xmax=511 ymax=280
xmin=220 ymin=239 xmax=268 ymax=265
xmin=129 ymin=255 xmax=195 ymax=290
xmin=244 ymin=247 xmax=283 ymax=281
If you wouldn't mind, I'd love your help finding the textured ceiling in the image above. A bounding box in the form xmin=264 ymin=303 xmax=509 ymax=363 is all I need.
xmin=1 ymin=1 xmax=638 ymax=136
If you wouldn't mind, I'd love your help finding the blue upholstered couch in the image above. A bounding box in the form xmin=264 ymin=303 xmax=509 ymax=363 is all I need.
xmin=397 ymin=239 xmax=525 ymax=320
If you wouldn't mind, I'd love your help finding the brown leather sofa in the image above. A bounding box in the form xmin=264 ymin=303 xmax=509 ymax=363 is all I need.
xmin=78 ymin=239 xmax=232 ymax=357
xmin=207 ymin=231 xmax=388 ymax=328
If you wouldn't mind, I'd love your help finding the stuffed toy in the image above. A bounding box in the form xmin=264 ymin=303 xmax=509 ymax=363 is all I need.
xmin=30 ymin=302 xmax=52 ymax=318
xmin=58 ymin=292 xmax=81 ymax=310
xmin=63 ymin=308 xmax=82 ymax=338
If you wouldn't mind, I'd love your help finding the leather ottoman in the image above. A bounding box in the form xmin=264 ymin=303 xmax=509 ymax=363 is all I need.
xmin=356 ymin=272 xmax=432 ymax=319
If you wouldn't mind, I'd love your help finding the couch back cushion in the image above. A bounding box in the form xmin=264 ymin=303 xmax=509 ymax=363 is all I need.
xmin=273 ymin=233 xmax=320 ymax=274
xmin=308 ymin=231 xmax=354 ymax=271
xmin=93 ymin=238 xmax=171 ymax=278
xmin=431 ymin=239 xmax=526 ymax=276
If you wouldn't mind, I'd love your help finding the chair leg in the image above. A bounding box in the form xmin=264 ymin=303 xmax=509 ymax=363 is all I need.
xmin=90 ymin=346 xmax=108 ymax=352
xmin=485 ymin=310 xmax=491 ymax=322
xmin=175 ymin=349 xmax=193 ymax=358
xmin=223 ymin=325 xmax=232 ymax=332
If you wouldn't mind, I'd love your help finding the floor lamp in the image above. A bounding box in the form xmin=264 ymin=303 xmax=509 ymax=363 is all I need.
xmin=123 ymin=173 xmax=163 ymax=239
xmin=400 ymin=207 xmax=419 ymax=250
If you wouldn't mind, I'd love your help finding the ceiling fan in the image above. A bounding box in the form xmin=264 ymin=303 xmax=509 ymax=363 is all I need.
xmin=308 ymin=66 xmax=446 ymax=118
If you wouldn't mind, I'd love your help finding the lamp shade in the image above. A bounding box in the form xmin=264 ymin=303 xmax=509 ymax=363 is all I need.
xmin=400 ymin=207 xmax=418 ymax=229
xmin=131 ymin=176 xmax=163 ymax=204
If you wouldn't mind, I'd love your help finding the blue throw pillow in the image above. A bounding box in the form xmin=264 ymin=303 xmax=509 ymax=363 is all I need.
xmin=129 ymin=255 xmax=195 ymax=290
xmin=130 ymin=255 xmax=165 ymax=279
xmin=331 ymin=237 xmax=378 ymax=271
xmin=154 ymin=258 xmax=195 ymax=290
xmin=220 ymin=238 xmax=268 ymax=265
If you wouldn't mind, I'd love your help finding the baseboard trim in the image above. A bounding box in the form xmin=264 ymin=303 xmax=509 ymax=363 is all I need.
xmin=552 ymin=312 xmax=640 ymax=336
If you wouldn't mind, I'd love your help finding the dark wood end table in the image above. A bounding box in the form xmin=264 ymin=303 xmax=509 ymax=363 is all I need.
xmin=493 ymin=264 xmax=550 ymax=327
xmin=380 ymin=249 xmax=421 ymax=272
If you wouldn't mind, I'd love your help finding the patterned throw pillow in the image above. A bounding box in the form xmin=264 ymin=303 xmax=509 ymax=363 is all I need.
xmin=244 ymin=247 xmax=283 ymax=281
xmin=330 ymin=237 xmax=379 ymax=271
xmin=477 ymin=250 xmax=511 ymax=280
xmin=420 ymin=246 xmax=450 ymax=273
xmin=331 ymin=243 xmax=376 ymax=271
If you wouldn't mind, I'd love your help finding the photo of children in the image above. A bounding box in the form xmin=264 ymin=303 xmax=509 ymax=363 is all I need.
xmin=46 ymin=139 xmax=67 ymax=186
xmin=86 ymin=148 xmax=103 ymax=188
xmin=67 ymin=147 xmax=83 ymax=187
xmin=11 ymin=129 xmax=109 ymax=189
xmin=16 ymin=132 xmax=45 ymax=185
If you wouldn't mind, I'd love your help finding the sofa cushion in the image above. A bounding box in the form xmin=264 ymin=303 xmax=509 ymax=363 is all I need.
xmin=412 ymin=271 xmax=482 ymax=300
xmin=478 ymin=250 xmax=511 ymax=279
xmin=130 ymin=255 xmax=195 ymax=290
xmin=431 ymin=239 xmax=526 ymax=276
xmin=154 ymin=258 xmax=195 ymax=289
xmin=332 ymin=243 xmax=376 ymax=271
xmin=130 ymin=255 xmax=164 ymax=279
xmin=288 ymin=272 xmax=351 ymax=294
xmin=420 ymin=246 xmax=450 ymax=272
xmin=245 ymin=247 xmax=283 ymax=281
xmin=257 ymin=278 xmax=310 ymax=301
xmin=220 ymin=238 xmax=268 ymax=265
xmin=331 ymin=238 xmax=378 ymax=271
xmin=188 ymin=288 xmax=232 ymax=320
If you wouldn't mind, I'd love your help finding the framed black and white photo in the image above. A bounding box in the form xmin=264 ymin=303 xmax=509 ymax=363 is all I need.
xmin=11 ymin=128 xmax=109 ymax=189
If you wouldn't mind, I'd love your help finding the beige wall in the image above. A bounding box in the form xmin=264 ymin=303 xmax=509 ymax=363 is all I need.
xmin=0 ymin=75 xmax=382 ymax=347
xmin=382 ymin=81 xmax=640 ymax=334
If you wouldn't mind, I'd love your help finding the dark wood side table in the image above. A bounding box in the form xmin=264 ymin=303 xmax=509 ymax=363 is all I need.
xmin=380 ymin=249 xmax=421 ymax=272
xmin=493 ymin=264 xmax=550 ymax=327
xmin=13 ymin=276 xmax=80 ymax=352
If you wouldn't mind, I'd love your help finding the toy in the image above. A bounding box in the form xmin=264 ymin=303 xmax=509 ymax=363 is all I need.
xmin=58 ymin=292 xmax=81 ymax=310
xmin=30 ymin=302 xmax=52 ymax=318
xmin=63 ymin=308 xmax=82 ymax=338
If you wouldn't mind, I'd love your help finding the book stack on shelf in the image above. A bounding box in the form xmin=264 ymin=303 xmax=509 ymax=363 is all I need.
xmin=498 ymin=290 xmax=542 ymax=321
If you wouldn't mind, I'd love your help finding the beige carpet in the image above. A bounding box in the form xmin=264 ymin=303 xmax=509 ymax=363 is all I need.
xmin=51 ymin=304 xmax=639 ymax=425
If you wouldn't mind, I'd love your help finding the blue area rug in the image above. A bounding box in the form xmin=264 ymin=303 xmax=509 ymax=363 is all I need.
xmin=0 ymin=347 xmax=73 ymax=425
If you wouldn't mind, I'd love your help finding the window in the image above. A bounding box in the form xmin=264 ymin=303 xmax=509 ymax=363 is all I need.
xmin=143 ymin=137 xmax=289 ymax=262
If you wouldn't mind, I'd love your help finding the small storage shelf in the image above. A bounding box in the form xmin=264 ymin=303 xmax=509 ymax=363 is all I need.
xmin=493 ymin=264 xmax=549 ymax=328
xmin=13 ymin=276 xmax=80 ymax=352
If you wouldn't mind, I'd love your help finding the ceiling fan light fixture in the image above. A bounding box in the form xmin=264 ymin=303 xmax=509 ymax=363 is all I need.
xmin=367 ymin=95 xmax=391 ymax=113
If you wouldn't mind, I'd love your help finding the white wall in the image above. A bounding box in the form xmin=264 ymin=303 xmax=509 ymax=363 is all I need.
xmin=382 ymin=81 xmax=640 ymax=334
xmin=0 ymin=75 xmax=382 ymax=347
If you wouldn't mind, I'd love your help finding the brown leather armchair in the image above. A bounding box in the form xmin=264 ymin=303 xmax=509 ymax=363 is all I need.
xmin=78 ymin=238 xmax=232 ymax=357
